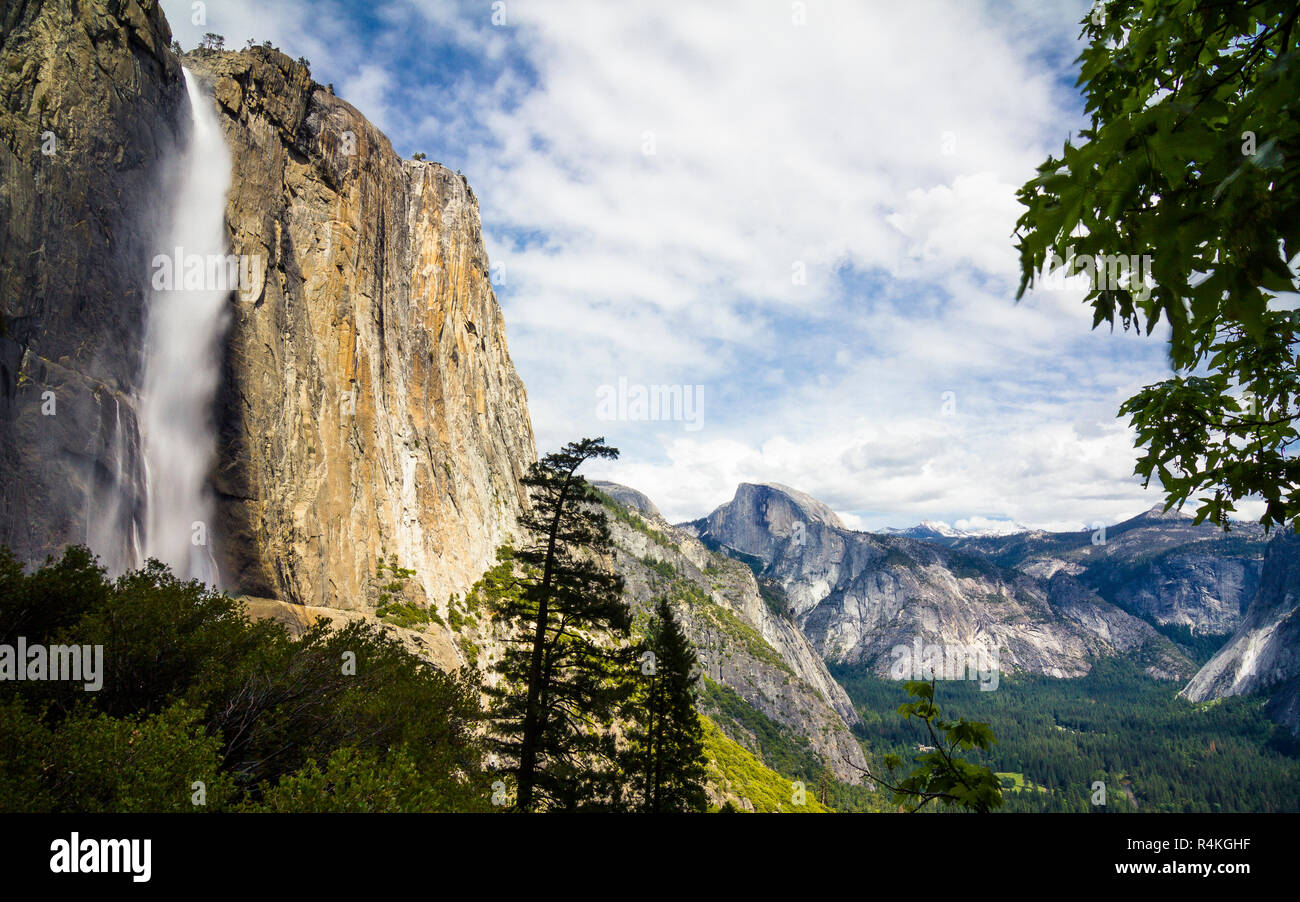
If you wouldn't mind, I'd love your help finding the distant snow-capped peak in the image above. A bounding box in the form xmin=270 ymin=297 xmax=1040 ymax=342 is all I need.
xmin=880 ymin=519 xmax=1026 ymax=539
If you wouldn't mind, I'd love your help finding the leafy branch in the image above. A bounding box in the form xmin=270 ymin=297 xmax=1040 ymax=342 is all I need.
xmin=845 ymin=679 xmax=1003 ymax=813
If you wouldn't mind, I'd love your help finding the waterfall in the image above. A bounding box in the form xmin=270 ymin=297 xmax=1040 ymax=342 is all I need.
xmin=136 ymin=69 xmax=233 ymax=585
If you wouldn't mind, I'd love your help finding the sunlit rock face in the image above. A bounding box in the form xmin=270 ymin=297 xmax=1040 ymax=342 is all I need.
xmin=182 ymin=49 xmax=536 ymax=618
xmin=1 ymin=0 xmax=537 ymax=646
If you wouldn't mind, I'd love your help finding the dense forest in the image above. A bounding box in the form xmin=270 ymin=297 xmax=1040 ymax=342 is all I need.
xmin=832 ymin=659 xmax=1300 ymax=812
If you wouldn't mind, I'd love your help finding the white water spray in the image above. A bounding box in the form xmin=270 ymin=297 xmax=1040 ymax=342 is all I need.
xmin=137 ymin=69 xmax=233 ymax=585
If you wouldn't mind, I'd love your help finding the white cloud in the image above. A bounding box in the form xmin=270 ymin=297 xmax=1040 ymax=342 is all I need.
xmin=445 ymin=1 xmax=1181 ymax=530
xmin=886 ymin=172 xmax=1026 ymax=278
xmin=339 ymin=65 xmax=395 ymax=131
xmin=167 ymin=0 xmax=1188 ymax=532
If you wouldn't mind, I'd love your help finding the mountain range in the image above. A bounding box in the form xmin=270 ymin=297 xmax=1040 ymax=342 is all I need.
xmin=879 ymin=520 xmax=1028 ymax=540
xmin=575 ymin=478 xmax=1296 ymax=782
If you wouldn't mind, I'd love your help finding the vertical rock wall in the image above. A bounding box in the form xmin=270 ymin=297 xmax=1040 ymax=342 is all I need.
xmin=185 ymin=49 xmax=536 ymax=615
xmin=1 ymin=3 xmax=537 ymax=638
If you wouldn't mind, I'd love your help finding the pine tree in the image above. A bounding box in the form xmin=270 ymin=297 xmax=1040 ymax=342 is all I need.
xmin=486 ymin=438 xmax=637 ymax=811
xmin=630 ymin=597 xmax=709 ymax=813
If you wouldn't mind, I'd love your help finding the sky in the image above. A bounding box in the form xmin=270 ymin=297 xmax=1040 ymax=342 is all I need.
xmin=162 ymin=0 xmax=1236 ymax=533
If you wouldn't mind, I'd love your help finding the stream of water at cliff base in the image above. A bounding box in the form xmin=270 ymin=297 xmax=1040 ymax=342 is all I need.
xmin=136 ymin=69 xmax=232 ymax=586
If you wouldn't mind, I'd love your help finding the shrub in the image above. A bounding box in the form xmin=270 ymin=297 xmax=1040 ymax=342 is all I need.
xmin=0 ymin=547 xmax=488 ymax=812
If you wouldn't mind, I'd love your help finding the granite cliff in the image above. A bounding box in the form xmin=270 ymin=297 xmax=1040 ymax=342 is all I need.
xmin=592 ymin=484 xmax=869 ymax=782
xmin=0 ymin=1 xmax=535 ymax=660
xmin=1 ymin=0 xmax=186 ymax=571
xmin=1182 ymin=530 xmax=1300 ymax=732
xmin=183 ymin=48 xmax=535 ymax=621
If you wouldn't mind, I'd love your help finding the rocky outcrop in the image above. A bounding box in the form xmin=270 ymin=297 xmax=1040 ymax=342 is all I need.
xmin=598 ymin=484 xmax=868 ymax=781
xmin=691 ymin=483 xmax=1194 ymax=681
xmin=0 ymin=0 xmax=187 ymax=572
xmin=1182 ymin=531 xmax=1300 ymax=732
xmin=177 ymin=48 xmax=535 ymax=623
xmin=591 ymin=481 xmax=660 ymax=519
xmin=691 ymin=482 xmax=843 ymax=564
xmin=242 ymin=595 xmax=462 ymax=671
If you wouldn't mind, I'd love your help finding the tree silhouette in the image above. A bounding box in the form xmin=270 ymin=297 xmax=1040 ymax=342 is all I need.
xmin=487 ymin=438 xmax=638 ymax=811
xmin=628 ymin=597 xmax=708 ymax=812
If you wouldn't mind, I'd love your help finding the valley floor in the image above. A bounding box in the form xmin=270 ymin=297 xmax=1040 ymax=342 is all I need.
xmin=832 ymin=659 xmax=1300 ymax=813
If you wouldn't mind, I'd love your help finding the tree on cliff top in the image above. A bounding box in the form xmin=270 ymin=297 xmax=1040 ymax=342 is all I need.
xmin=486 ymin=437 xmax=639 ymax=811
xmin=1015 ymin=0 xmax=1300 ymax=533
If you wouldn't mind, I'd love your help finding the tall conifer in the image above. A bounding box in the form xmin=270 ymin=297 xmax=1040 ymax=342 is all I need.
xmin=630 ymin=597 xmax=708 ymax=813
xmin=487 ymin=438 xmax=637 ymax=811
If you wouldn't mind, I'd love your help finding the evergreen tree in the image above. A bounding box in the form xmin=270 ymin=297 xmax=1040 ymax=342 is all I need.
xmin=486 ymin=438 xmax=638 ymax=811
xmin=630 ymin=597 xmax=709 ymax=813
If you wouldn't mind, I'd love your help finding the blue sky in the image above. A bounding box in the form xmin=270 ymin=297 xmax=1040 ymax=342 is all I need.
xmin=163 ymin=0 xmax=1222 ymax=532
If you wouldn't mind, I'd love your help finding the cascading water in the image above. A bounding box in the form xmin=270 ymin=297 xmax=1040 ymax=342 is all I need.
xmin=136 ymin=69 xmax=233 ymax=585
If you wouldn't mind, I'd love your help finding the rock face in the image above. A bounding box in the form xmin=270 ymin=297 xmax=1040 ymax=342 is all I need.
xmin=699 ymin=482 xmax=844 ymax=564
xmin=0 ymin=0 xmax=187 ymax=572
xmin=686 ymin=484 xmax=1193 ymax=681
xmin=0 ymin=2 xmax=536 ymax=649
xmin=181 ymin=49 xmax=535 ymax=619
xmin=944 ymin=506 xmax=1266 ymax=636
xmin=597 ymin=484 xmax=868 ymax=782
xmin=1183 ymin=531 xmax=1300 ymax=732
xmin=1104 ymin=556 xmax=1259 ymax=635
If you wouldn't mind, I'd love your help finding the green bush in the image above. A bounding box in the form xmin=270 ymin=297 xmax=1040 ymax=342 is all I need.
xmin=0 ymin=547 xmax=489 ymax=812
xmin=0 ymin=697 xmax=230 ymax=812
xmin=249 ymin=746 xmax=438 ymax=812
